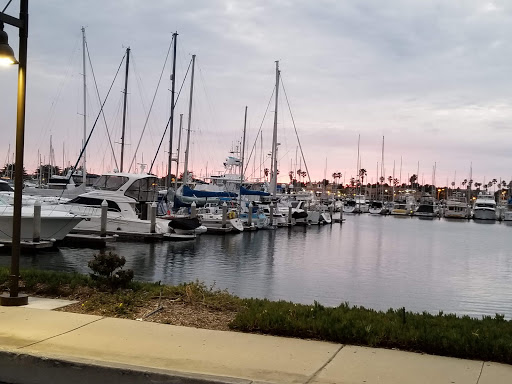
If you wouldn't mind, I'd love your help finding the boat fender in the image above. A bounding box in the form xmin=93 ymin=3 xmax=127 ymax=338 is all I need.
xmin=228 ymin=211 xmax=236 ymax=219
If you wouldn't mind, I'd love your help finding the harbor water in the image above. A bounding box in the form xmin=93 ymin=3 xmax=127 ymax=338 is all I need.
xmin=2 ymin=215 xmax=511 ymax=318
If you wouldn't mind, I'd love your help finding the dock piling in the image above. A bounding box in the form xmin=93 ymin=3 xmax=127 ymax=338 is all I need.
xmin=269 ymin=202 xmax=274 ymax=226
xmin=248 ymin=202 xmax=253 ymax=227
xmin=100 ymin=200 xmax=108 ymax=237
xmin=191 ymin=201 xmax=197 ymax=218
xmin=32 ymin=200 xmax=41 ymax=242
xmin=150 ymin=202 xmax=157 ymax=233
xmin=222 ymin=202 xmax=227 ymax=228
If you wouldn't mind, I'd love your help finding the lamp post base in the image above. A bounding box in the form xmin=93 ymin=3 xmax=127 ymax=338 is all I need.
xmin=0 ymin=293 xmax=28 ymax=306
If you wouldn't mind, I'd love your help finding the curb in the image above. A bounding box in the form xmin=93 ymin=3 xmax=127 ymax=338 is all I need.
xmin=0 ymin=350 xmax=259 ymax=384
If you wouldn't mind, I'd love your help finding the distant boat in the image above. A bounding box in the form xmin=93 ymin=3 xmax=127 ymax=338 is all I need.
xmin=444 ymin=193 xmax=469 ymax=219
xmin=472 ymin=192 xmax=497 ymax=220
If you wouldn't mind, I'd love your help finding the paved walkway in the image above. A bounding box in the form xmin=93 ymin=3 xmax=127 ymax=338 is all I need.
xmin=0 ymin=303 xmax=511 ymax=383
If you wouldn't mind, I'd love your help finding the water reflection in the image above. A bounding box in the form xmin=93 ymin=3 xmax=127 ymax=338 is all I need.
xmin=0 ymin=215 xmax=511 ymax=318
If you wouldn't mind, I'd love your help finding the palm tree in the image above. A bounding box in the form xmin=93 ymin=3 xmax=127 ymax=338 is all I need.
xmin=409 ymin=174 xmax=418 ymax=188
xmin=461 ymin=179 xmax=467 ymax=187
xmin=387 ymin=176 xmax=393 ymax=185
xmin=358 ymin=169 xmax=367 ymax=185
xmin=264 ymin=168 xmax=269 ymax=181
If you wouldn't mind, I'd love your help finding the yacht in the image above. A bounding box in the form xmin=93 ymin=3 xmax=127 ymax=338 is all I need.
xmin=391 ymin=194 xmax=416 ymax=216
xmin=368 ymin=200 xmax=387 ymax=215
xmin=51 ymin=172 xmax=170 ymax=235
xmin=414 ymin=195 xmax=438 ymax=218
xmin=472 ymin=192 xmax=497 ymax=221
xmin=444 ymin=194 xmax=469 ymax=219
xmin=0 ymin=195 xmax=83 ymax=241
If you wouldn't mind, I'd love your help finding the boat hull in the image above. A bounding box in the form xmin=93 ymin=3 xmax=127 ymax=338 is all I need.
xmin=0 ymin=212 xmax=83 ymax=241
xmin=473 ymin=209 xmax=496 ymax=220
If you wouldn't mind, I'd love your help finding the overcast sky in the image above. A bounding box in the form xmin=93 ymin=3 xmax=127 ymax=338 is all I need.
xmin=1 ymin=0 xmax=512 ymax=186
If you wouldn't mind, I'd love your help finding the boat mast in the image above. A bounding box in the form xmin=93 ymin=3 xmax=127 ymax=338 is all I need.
xmin=183 ymin=54 xmax=196 ymax=186
xmin=174 ymin=113 xmax=183 ymax=191
xmin=239 ymin=106 xmax=248 ymax=204
xmin=81 ymin=27 xmax=87 ymax=185
xmin=167 ymin=32 xmax=178 ymax=188
xmin=381 ymin=136 xmax=384 ymax=201
xmin=120 ymin=47 xmax=130 ymax=172
xmin=270 ymin=60 xmax=280 ymax=197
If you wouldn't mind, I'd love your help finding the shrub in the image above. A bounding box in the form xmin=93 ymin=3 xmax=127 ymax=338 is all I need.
xmin=88 ymin=251 xmax=134 ymax=290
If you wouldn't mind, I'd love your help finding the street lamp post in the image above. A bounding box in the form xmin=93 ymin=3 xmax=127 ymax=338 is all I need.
xmin=0 ymin=0 xmax=29 ymax=306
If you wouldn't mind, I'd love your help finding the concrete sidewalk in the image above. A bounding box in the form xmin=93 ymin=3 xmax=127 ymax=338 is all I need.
xmin=0 ymin=305 xmax=511 ymax=384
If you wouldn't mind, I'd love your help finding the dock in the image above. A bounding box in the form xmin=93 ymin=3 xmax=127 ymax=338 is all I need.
xmin=59 ymin=234 xmax=116 ymax=249
xmin=70 ymin=229 xmax=164 ymax=242
xmin=0 ymin=240 xmax=55 ymax=251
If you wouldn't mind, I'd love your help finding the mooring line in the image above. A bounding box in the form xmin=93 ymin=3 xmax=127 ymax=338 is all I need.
xmin=304 ymin=344 xmax=345 ymax=384
xmin=17 ymin=317 xmax=105 ymax=349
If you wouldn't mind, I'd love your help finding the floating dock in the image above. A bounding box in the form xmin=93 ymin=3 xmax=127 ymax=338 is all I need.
xmin=59 ymin=234 xmax=116 ymax=248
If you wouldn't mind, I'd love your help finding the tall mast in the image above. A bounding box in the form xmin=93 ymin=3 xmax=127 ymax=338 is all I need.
xmin=270 ymin=60 xmax=280 ymax=197
xmin=167 ymin=32 xmax=178 ymax=188
xmin=174 ymin=113 xmax=183 ymax=191
xmin=81 ymin=27 xmax=87 ymax=185
xmin=183 ymin=54 xmax=196 ymax=185
xmin=120 ymin=47 xmax=130 ymax=172
xmin=381 ymin=136 xmax=384 ymax=200
xmin=239 ymin=106 xmax=248 ymax=204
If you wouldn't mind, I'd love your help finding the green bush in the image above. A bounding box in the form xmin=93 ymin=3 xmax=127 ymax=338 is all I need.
xmin=88 ymin=251 xmax=134 ymax=290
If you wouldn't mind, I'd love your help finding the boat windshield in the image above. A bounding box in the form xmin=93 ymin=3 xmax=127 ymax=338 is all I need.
xmin=93 ymin=175 xmax=129 ymax=191
xmin=124 ymin=177 xmax=159 ymax=202
xmin=476 ymin=203 xmax=495 ymax=209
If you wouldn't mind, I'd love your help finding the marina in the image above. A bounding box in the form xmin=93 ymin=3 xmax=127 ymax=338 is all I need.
xmin=2 ymin=213 xmax=511 ymax=319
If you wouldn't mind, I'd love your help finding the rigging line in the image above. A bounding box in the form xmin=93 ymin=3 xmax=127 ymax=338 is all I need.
xmin=280 ymin=76 xmax=311 ymax=184
xmin=85 ymin=38 xmax=119 ymax=170
xmin=149 ymin=57 xmax=192 ymax=173
xmin=1 ymin=0 xmax=12 ymax=12
xmin=243 ymin=86 xmax=275 ymax=176
xmin=64 ymin=52 xmax=126 ymax=193
xmin=128 ymin=34 xmax=175 ymax=173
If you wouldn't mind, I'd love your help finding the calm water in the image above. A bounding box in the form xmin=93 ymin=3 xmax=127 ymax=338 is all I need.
xmin=2 ymin=215 xmax=512 ymax=318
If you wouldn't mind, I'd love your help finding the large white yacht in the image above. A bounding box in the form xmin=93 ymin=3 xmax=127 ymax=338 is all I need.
xmin=51 ymin=172 xmax=169 ymax=235
xmin=0 ymin=195 xmax=83 ymax=241
xmin=472 ymin=192 xmax=497 ymax=220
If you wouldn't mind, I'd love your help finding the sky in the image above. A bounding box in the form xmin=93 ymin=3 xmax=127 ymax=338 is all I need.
xmin=1 ymin=0 xmax=512 ymax=187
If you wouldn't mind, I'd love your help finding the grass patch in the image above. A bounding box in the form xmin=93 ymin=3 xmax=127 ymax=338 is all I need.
xmin=229 ymin=299 xmax=512 ymax=364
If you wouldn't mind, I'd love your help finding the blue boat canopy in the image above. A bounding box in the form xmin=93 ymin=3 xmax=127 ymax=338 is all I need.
xmin=182 ymin=185 xmax=237 ymax=198
xmin=240 ymin=186 xmax=270 ymax=196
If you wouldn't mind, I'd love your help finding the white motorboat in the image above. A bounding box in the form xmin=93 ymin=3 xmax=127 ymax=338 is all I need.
xmin=472 ymin=192 xmax=497 ymax=220
xmin=368 ymin=200 xmax=387 ymax=215
xmin=0 ymin=195 xmax=83 ymax=241
xmin=444 ymin=195 xmax=469 ymax=219
xmin=391 ymin=194 xmax=416 ymax=216
xmin=51 ymin=172 xmax=170 ymax=235
xmin=197 ymin=204 xmax=244 ymax=232
xmin=414 ymin=195 xmax=438 ymax=218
